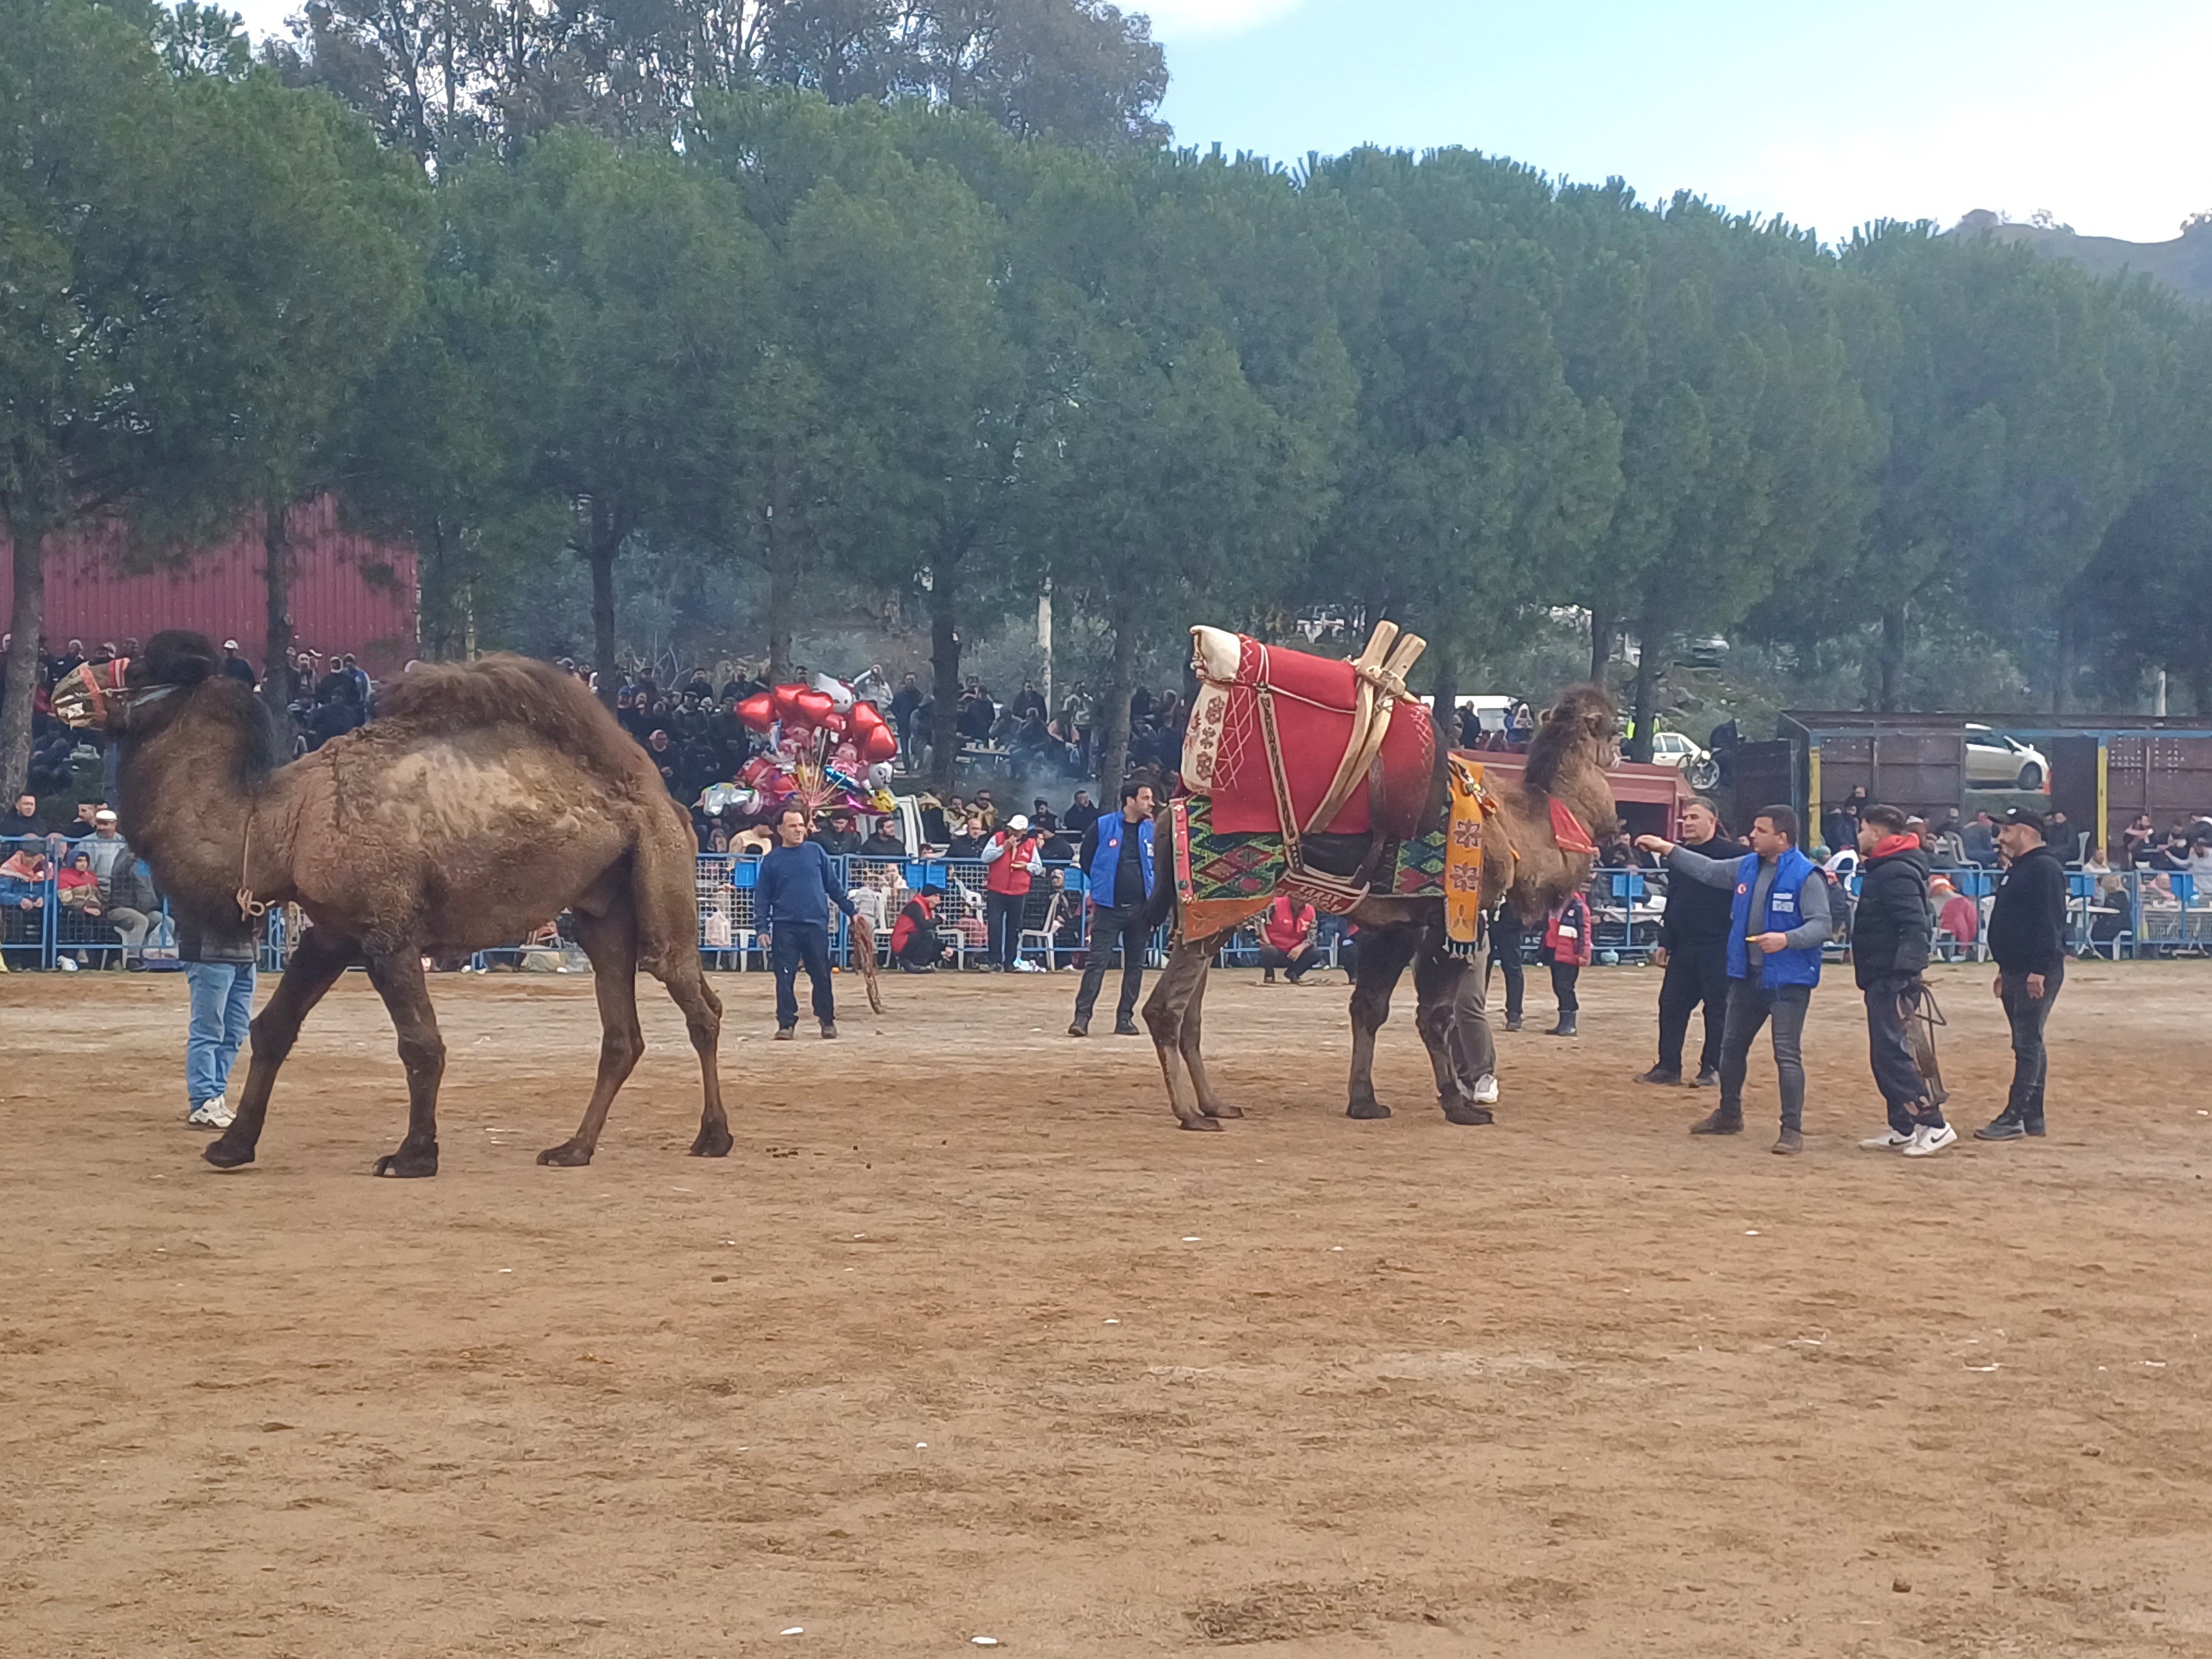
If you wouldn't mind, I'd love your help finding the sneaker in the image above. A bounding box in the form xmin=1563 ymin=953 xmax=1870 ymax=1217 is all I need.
xmin=1901 ymin=1122 xmax=1959 ymax=1157
xmin=773 ymin=1026 xmax=796 ymax=1041
xmin=1503 ymin=1016 xmax=1524 ymax=1032
xmin=819 ymin=1020 xmax=838 ymax=1040
xmin=1771 ymin=1128 xmax=1803 ymax=1155
xmin=1017 ymin=959 xmax=1046 ymax=974
xmin=186 ymin=1095 xmax=234 ymax=1129
xmin=1974 ymin=1115 xmax=2026 ymax=1142
xmin=1472 ymin=1074 xmax=1499 ymax=1105
xmin=1691 ymin=1067 xmax=1720 ymax=1088
xmin=1635 ymin=1066 xmax=1683 ymax=1086
xmin=1860 ymin=1129 xmax=1913 ymax=1149
xmin=1067 ymin=1022 xmax=1089 ymax=1038
xmin=1114 ymin=1020 xmax=1142 ymax=1036
xmin=1689 ymin=1107 xmax=1743 ymax=1136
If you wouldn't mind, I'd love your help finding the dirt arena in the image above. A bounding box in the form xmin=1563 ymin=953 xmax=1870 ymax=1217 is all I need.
xmin=4 ymin=958 xmax=2210 ymax=1657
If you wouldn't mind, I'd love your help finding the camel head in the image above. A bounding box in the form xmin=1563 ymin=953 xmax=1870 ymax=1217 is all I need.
xmin=1524 ymin=683 xmax=1621 ymax=790
xmin=53 ymin=629 xmax=226 ymax=735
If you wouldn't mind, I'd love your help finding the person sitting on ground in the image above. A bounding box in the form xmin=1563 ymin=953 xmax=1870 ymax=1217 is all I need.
xmin=891 ymin=886 xmax=954 ymax=971
xmin=1258 ymin=893 xmax=1321 ymax=984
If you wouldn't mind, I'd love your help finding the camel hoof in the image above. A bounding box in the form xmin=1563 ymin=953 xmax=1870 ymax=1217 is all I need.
xmin=688 ymin=1124 xmax=734 ymax=1158
xmin=536 ymin=1141 xmax=593 ymax=1167
xmin=1346 ymin=1099 xmax=1392 ymax=1120
xmin=1177 ymin=1115 xmax=1224 ymax=1132
xmin=202 ymin=1136 xmax=255 ymax=1170
xmin=1201 ymin=1102 xmax=1244 ymax=1120
xmin=1442 ymin=1103 xmax=1495 ymax=1126
xmin=373 ymin=1144 xmax=439 ymax=1178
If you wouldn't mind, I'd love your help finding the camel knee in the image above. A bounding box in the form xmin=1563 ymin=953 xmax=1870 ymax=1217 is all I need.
xmin=601 ymin=1026 xmax=645 ymax=1070
xmin=396 ymin=1032 xmax=445 ymax=1078
xmin=1142 ymin=1002 xmax=1180 ymax=1045
xmin=248 ymin=1015 xmax=298 ymax=1066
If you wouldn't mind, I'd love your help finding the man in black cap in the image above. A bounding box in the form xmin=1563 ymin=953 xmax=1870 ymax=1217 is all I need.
xmin=1978 ymin=806 xmax=2068 ymax=1140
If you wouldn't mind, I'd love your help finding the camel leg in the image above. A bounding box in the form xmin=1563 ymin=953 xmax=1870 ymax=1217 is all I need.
xmin=1347 ymin=924 xmax=1418 ymax=1119
xmin=1415 ymin=942 xmax=1496 ymax=1126
xmin=653 ymin=953 xmax=731 ymax=1158
xmin=363 ymin=950 xmax=446 ymax=1178
xmin=204 ymin=928 xmax=361 ymax=1171
xmin=1142 ymin=934 xmax=1223 ymax=1131
xmin=538 ymin=907 xmax=645 ymax=1168
xmin=1181 ymin=953 xmax=1241 ymax=1119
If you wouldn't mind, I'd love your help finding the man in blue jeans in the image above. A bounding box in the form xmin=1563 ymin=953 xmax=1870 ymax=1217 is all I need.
xmin=757 ymin=804 xmax=856 ymax=1039
xmin=181 ymin=917 xmax=257 ymax=1128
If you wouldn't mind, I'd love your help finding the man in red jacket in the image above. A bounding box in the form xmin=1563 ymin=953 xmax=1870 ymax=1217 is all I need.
xmin=1259 ymin=894 xmax=1321 ymax=984
xmin=982 ymin=814 xmax=1044 ymax=972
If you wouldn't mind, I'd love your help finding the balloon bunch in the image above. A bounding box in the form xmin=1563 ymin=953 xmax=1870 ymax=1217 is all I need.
xmin=724 ymin=674 xmax=899 ymax=821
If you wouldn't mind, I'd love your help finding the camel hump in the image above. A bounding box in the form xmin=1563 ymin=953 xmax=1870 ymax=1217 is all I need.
xmin=378 ymin=656 xmax=645 ymax=780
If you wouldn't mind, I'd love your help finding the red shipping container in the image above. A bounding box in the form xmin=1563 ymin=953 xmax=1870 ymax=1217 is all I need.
xmin=2 ymin=497 xmax=418 ymax=678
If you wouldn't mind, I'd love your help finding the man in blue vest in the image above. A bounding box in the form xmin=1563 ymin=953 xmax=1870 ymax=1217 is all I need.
xmin=1637 ymin=804 xmax=1833 ymax=1154
xmin=1068 ymin=780 xmax=1157 ymax=1037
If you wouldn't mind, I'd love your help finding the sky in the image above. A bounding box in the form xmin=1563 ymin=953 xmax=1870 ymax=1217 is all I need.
xmin=217 ymin=0 xmax=2211 ymax=246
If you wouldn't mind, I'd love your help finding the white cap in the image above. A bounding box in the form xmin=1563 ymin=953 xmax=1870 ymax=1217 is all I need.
xmin=223 ymin=639 xmax=239 ymax=651
xmin=94 ymin=808 xmax=117 ymax=823
xmin=1008 ymin=815 xmax=1030 ymax=832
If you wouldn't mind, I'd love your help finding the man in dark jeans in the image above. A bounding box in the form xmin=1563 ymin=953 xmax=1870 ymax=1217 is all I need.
xmin=1636 ymin=797 xmax=1745 ymax=1086
xmin=1978 ymin=806 xmax=2068 ymax=1140
xmin=756 ymin=804 xmax=855 ymax=1039
xmin=1849 ymin=804 xmax=1947 ymax=1154
xmin=1069 ymin=781 xmax=1157 ymax=1036
xmin=1637 ymin=806 xmax=1832 ymax=1155
xmin=1487 ymin=902 xmax=1526 ymax=1031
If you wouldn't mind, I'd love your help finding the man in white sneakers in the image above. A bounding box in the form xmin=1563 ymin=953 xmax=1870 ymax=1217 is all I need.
xmin=181 ymin=917 xmax=256 ymax=1129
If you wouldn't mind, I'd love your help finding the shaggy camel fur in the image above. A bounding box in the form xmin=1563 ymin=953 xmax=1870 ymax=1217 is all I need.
xmin=59 ymin=631 xmax=727 ymax=1176
xmin=1141 ymin=685 xmax=1619 ymax=1130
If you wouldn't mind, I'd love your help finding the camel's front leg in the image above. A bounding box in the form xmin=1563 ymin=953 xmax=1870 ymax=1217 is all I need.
xmin=1179 ymin=947 xmax=1241 ymax=1119
xmin=1143 ymin=934 xmax=1224 ymax=1130
xmin=363 ymin=950 xmax=446 ymax=1178
xmin=1414 ymin=942 xmax=1496 ymax=1125
xmin=1346 ymin=925 xmax=1417 ymax=1119
xmin=539 ymin=906 xmax=644 ymax=1167
xmin=205 ymin=929 xmax=361 ymax=1171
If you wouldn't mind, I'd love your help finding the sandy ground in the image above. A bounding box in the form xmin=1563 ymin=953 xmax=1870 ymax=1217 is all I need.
xmin=4 ymin=957 xmax=2211 ymax=1658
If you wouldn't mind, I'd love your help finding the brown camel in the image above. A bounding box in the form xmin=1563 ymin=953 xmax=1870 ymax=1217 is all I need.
xmin=53 ymin=630 xmax=728 ymax=1176
xmin=1141 ymin=685 xmax=1619 ymax=1130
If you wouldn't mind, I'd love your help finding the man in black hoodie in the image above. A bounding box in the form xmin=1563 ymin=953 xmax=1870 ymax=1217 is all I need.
xmin=1852 ymin=804 xmax=1947 ymax=1155
xmin=1978 ymin=806 xmax=2068 ymax=1141
xmin=1636 ymin=797 xmax=1747 ymax=1087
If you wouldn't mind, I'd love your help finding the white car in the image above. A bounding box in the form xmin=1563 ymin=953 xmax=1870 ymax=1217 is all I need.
xmin=1963 ymin=725 xmax=2048 ymax=791
xmin=1648 ymin=729 xmax=1721 ymax=790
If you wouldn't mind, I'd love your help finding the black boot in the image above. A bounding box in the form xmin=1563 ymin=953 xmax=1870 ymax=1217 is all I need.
xmin=1690 ymin=1105 xmax=1744 ymax=1135
xmin=1692 ymin=1066 xmax=1720 ymax=1088
xmin=1548 ymin=1013 xmax=1577 ymax=1037
xmin=1975 ymin=1106 xmax=2026 ymax=1141
xmin=1635 ymin=1065 xmax=1682 ymax=1084
xmin=1503 ymin=1013 xmax=1523 ymax=1032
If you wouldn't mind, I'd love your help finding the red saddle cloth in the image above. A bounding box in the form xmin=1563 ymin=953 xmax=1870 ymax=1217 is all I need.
xmin=1182 ymin=633 xmax=1433 ymax=840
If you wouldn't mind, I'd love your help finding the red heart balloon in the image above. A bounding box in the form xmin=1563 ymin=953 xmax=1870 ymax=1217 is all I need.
xmin=848 ymin=701 xmax=886 ymax=738
xmin=771 ymin=682 xmax=807 ymax=719
xmin=818 ymin=708 xmax=847 ymax=735
xmin=793 ymin=688 xmax=836 ymax=725
xmin=863 ymin=725 xmax=899 ymax=763
xmin=735 ymin=692 xmax=776 ymax=732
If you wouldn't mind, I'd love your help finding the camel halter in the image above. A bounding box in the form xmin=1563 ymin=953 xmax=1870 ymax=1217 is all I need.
xmin=236 ymin=822 xmax=269 ymax=922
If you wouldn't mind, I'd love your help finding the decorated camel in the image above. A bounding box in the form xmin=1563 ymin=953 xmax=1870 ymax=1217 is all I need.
xmin=1139 ymin=624 xmax=1618 ymax=1130
xmin=54 ymin=631 xmax=731 ymax=1176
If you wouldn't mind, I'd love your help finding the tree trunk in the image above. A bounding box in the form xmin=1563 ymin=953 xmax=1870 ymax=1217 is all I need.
xmin=765 ymin=506 xmax=794 ymax=686
xmin=1876 ymin=603 xmax=1907 ymax=712
xmin=261 ymin=497 xmax=294 ymax=717
xmin=2 ymin=520 xmax=46 ymax=800
xmin=1588 ymin=603 xmax=1614 ymax=686
xmin=1428 ymin=633 xmax=1460 ymax=750
xmin=2052 ymin=605 xmax=2077 ymax=716
xmin=1626 ymin=622 xmax=1660 ymax=764
xmin=2190 ymin=669 xmax=2212 ymax=718
xmin=1098 ymin=607 xmax=1139 ymax=795
xmin=927 ymin=576 xmax=962 ymax=794
xmin=587 ymin=497 xmax=619 ymax=708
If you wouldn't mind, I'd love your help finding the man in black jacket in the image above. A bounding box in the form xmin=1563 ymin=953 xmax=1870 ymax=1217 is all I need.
xmin=1852 ymin=804 xmax=1949 ymax=1155
xmin=1636 ymin=797 xmax=1746 ymax=1087
xmin=1977 ymin=806 xmax=2068 ymax=1141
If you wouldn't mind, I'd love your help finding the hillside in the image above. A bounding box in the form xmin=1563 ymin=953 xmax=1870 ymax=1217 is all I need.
xmin=1950 ymin=210 xmax=2212 ymax=300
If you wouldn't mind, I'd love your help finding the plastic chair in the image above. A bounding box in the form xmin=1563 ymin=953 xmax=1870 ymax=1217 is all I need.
xmin=1018 ymin=889 xmax=1068 ymax=969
